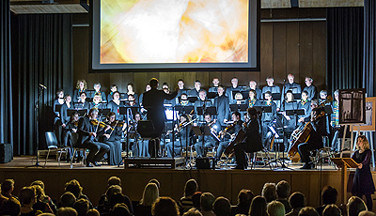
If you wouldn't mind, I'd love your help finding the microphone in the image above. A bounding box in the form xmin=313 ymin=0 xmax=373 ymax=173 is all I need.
xmin=39 ymin=83 xmax=47 ymax=90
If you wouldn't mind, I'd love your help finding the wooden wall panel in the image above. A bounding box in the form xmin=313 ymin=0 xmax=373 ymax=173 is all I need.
xmin=273 ymin=23 xmax=287 ymax=83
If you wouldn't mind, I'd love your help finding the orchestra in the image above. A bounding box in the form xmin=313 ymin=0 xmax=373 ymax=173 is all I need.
xmin=52 ymin=74 xmax=340 ymax=169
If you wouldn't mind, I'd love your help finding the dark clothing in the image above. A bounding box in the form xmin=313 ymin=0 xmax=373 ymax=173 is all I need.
xmin=297 ymin=100 xmax=311 ymax=123
xmin=194 ymin=99 xmax=213 ymax=122
xmin=74 ymin=101 xmax=90 ymax=110
xmin=231 ymin=204 xmax=251 ymax=216
xmin=208 ymin=86 xmax=219 ymax=93
xmin=277 ymin=199 xmax=292 ymax=213
xmin=94 ymin=91 xmax=107 ymax=102
xmin=216 ymin=120 xmax=243 ymax=159
xmin=194 ymin=122 xmax=220 ymax=157
xmin=107 ymin=91 xmax=115 ymax=102
xmin=351 ymin=149 xmax=375 ymax=195
xmin=99 ymin=124 xmax=123 ymax=165
xmin=134 ymin=204 xmax=152 ymax=216
xmin=214 ymin=95 xmax=230 ymax=126
xmin=282 ymin=101 xmax=299 ymax=133
xmin=125 ymin=93 xmax=139 ymax=105
xmin=234 ymin=119 xmax=263 ymax=168
xmin=188 ymin=88 xmax=201 ymax=98
xmin=90 ymin=102 xmax=106 ymax=110
xmin=107 ymin=100 xmax=124 ymax=120
xmin=73 ymin=89 xmax=86 ymax=102
xmin=245 ymin=87 xmax=262 ymax=100
xmin=53 ymin=99 xmax=64 ymax=117
xmin=283 ymin=82 xmax=302 ymax=95
xmin=60 ymin=103 xmax=72 ymax=125
xmin=262 ymin=85 xmax=281 ymax=96
xmin=226 ymin=86 xmax=243 ymax=104
xmin=303 ymin=85 xmax=317 ymax=101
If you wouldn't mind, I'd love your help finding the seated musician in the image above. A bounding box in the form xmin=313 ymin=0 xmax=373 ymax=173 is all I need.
xmin=193 ymin=113 xmax=220 ymax=158
xmin=75 ymin=92 xmax=90 ymax=110
xmin=165 ymin=114 xmax=191 ymax=158
xmin=126 ymin=94 xmax=139 ymax=108
xmin=99 ymin=112 xmax=125 ymax=165
xmin=107 ymin=91 xmax=123 ymax=120
xmin=233 ymin=108 xmax=263 ymax=169
xmin=281 ymin=90 xmax=298 ymax=151
xmin=234 ymin=92 xmax=245 ymax=105
xmin=90 ymin=93 xmax=106 ymax=109
xmin=126 ymin=83 xmax=139 ymax=105
xmin=107 ymin=84 xmax=118 ymax=103
xmin=93 ymin=83 xmax=107 ymax=103
xmin=216 ymin=112 xmax=243 ymax=161
xmin=261 ymin=91 xmax=277 ymax=148
xmin=130 ymin=112 xmax=149 ymax=157
xmin=214 ymin=85 xmax=229 ymax=127
xmin=77 ymin=108 xmax=110 ymax=167
xmin=61 ymin=112 xmax=79 ymax=161
xmin=247 ymin=89 xmax=260 ymax=108
xmin=194 ymin=90 xmax=212 ymax=122
xmin=247 ymin=81 xmax=262 ymax=100
xmin=297 ymin=100 xmax=327 ymax=169
xmin=297 ymin=91 xmax=311 ymax=125
xmin=179 ymin=93 xmax=192 ymax=107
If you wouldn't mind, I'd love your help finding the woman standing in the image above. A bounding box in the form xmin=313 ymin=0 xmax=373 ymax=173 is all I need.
xmin=351 ymin=135 xmax=375 ymax=210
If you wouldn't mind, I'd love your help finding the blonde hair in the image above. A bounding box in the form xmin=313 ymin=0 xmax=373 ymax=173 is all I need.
xmin=140 ymin=183 xmax=159 ymax=206
xmin=76 ymin=80 xmax=87 ymax=90
xmin=356 ymin=135 xmax=370 ymax=150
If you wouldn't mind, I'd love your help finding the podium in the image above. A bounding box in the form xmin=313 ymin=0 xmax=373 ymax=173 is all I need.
xmin=331 ymin=158 xmax=359 ymax=204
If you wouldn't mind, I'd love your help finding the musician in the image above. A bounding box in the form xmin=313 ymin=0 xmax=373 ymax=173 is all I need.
xmin=262 ymin=77 xmax=281 ymax=98
xmin=107 ymin=91 xmax=123 ymax=120
xmin=77 ymin=108 xmax=110 ymax=167
xmin=233 ymin=108 xmax=263 ymax=169
xmin=165 ymin=114 xmax=191 ymax=158
xmin=214 ymin=85 xmax=229 ymax=127
xmin=142 ymin=78 xmax=178 ymax=157
xmin=246 ymin=89 xmax=260 ymax=108
xmin=126 ymin=83 xmax=139 ymax=105
xmin=126 ymin=94 xmax=139 ymax=108
xmin=74 ymin=92 xmax=90 ymax=110
xmin=61 ymin=112 xmax=79 ymax=161
xmin=303 ymin=77 xmax=317 ymax=101
xmin=139 ymin=84 xmax=151 ymax=119
xmin=60 ymin=95 xmax=73 ymax=126
xmin=234 ymin=93 xmax=245 ymax=105
xmin=282 ymin=74 xmax=302 ymax=102
xmin=177 ymin=79 xmax=188 ymax=95
xmin=216 ymin=112 xmax=243 ymax=161
xmin=209 ymin=77 xmax=220 ymax=93
xmin=178 ymin=93 xmax=192 ymax=107
xmin=107 ymin=84 xmax=118 ymax=103
xmin=93 ymin=83 xmax=107 ymax=102
xmin=130 ymin=112 xmax=149 ymax=157
xmin=297 ymin=100 xmax=326 ymax=169
xmin=319 ymin=90 xmax=330 ymax=105
xmin=99 ymin=112 xmax=125 ymax=165
xmin=163 ymin=83 xmax=176 ymax=106
xmin=247 ymin=81 xmax=262 ymax=100
xmin=53 ymin=89 xmax=65 ymax=118
xmin=188 ymin=80 xmax=202 ymax=98
xmin=260 ymin=91 xmax=277 ymax=146
xmin=193 ymin=113 xmax=220 ymax=158
xmin=194 ymin=90 xmax=213 ymax=122
xmin=226 ymin=77 xmax=243 ymax=104
xmin=297 ymin=91 xmax=311 ymax=125
xmin=330 ymin=90 xmax=340 ymax=151
xmin=73 ymin=80 xmax=87 ymax=103
xmin=90 ymin=93 xmax=106 ymax=109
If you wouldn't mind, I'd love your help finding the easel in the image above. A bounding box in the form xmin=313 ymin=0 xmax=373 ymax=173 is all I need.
xmin=331 ymin=158 xmax=359 ymax=204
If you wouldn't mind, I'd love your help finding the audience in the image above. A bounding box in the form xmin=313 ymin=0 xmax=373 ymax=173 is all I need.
xmin=59 ymin=192 xmax=76 ymax=208
xmin=1 ymin=179 xmax=17 ymax=199
xmin=231 ymin=189 xmax=254 ymax=216
xmin=299 ymin=207 xmax=320 ymax=216
xmin=316 ymin=186 xmax=338 ymax=216
xmin=179 ymin=179 xmax=199 ymax=213
xmin=110 ymin=203 xmax=132 ymax=216
xmin=322 ymin=204 xmax=341 ymax=216
xmin=152 ymin=196 xmax=180 ymax=216
xmin=347 ymin=196 xmax=367 ymax=216
xmin=267 ymin=200 xmax=285 ymax=216
xmin=135 ymin=182 xmax=159 ymax=216
xmin=249 ymin=196 xmax=268 ymax=216
xmin=183 ymin=208 xmax=203 ymax=216
xmin=262 ymin=183 xmax=277 ymax=203
xmin=64 ymin=179 xmax=92 ymax=208
xmin=213 ymin=196 xmax=231 ymax=216
xmin=286 ymin=192 xmax=306 ymax=216
xmin=73 ymin=198 xmax=89 ymax=216
xmin=31 ymin=180 xmax=57 ymax=213
xmin=86 ymin=209 xmax=100 ymax=216
xmin=56 ymin=207 xmax=77 ymax=216
xmin=276 ymin=180 xmax=291 ymax=213
xmin=0 ymin=196 xmax=21 ymax=216
xmin=19 ymin=186 xmax=43 ymax=216
xmin=192 ymin=191 xmax=203 ymax=210
xmin=200 ymin=192 xmax=215 ymax=216
xmin=359 ymin=211 xmax=376 ymax=216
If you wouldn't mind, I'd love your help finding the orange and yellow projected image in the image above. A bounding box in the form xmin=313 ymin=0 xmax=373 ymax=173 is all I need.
xmin=100 ymin=0 xmax=249 ymax=64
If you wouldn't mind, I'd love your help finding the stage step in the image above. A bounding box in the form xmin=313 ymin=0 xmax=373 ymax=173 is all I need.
xmin=124 ymin=157 xmax=185 ymax=169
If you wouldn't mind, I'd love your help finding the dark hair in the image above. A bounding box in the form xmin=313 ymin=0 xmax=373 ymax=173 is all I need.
xmin=265 ymin=91 xmax=272 ymax=97
xmin=195 ymin=80 xmax=201 ymax=84
xmin=276 ymin=180 xmax=290 ymax=199
xmin=0 ymin=197 xmax=21 ymax=216
xmin=184 ymin=179 xmax=198 ymax=197
xmin=1 ymin=179 xmax=14 ymax=193
xmin=148 ymin=178 xmax=161 ymax=189
xmin=56 ymin=89 xmax=64 ymax=95
xmin=232 ymin=111 xmax=241 ymax=119
xmin=238 ymin=189 xmax=254 ymax=207
xmin=89 ymin=108 xmax=99 ymax=115
xmin=289 ymin=192 xmax=305 ymax=209
xmin=323 ymin=204 xmax=341 ymax=216
xmin=108 ymin=176 xmax=121 ymax=186
xmin=178 ymin=79 xmax=184 ymax=82
xmin=110 ymin=203 xmax=132 ymax=216
xmin=65 ymin=179 xmax=83 ymax=199
xmin=19 ymin=186 xmax=36 ymax=206
xmin=302 ymin=90 xmax=309 ymax=95
xmin=60 ymin=192 xmax=77 ymax=207
xmin=200 ymin=192 xmax=215 ymax=212
xmin=192 ymin=191 xmax=202 ymax=210
xmin=249 ymin=196 xmax=268 ymax=216
xmin=80 ymin=92 xmax=87 ymax=97
xmin=73 ymin=198 xmax=89 ymax=216
xmin=152 ymin=197 xmax=179 ymax=216
xmin=347 ymin=196 xmax=367 ymax=216
xmin=213 ymin=197 xmax=231 ymax=216
xmin=150 ymin=78 xmax=159 ymax=88
xmin=110 ymin=192 xmax=126 ymax=209
xmin=299 ymin=207 xmax=320 ymax=216
xmin=249 ymin=89 xmax=257 ymax=97
xmin=247 ymin=107 xmax=258 ymax=120
xmin=321 ymin=186 xmax=337 ymax=205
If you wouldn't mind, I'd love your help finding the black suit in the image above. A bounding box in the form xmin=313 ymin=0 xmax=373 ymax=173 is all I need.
xmin=214 ymin=95 xmax=229 ymax=126
xmin=77 ymin=116 xmax=110 ymax=164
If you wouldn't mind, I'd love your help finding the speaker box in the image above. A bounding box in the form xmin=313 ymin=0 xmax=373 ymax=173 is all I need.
xmin=0 ymin=143 xmax=12 ymax=163
xmin=196 ymin=157 xmax=214 ymax=169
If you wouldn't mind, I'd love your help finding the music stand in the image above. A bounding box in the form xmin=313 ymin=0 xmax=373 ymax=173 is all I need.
xmin=98 ymin=108 xmax=111 ymax=116
xmin=67 ymin=109 xmax=87 ymax=117
xmin=293 ymin=93 xmax=302 ymax=100
xmin=253 ymin=105 xmax=272 ymax=114
xmin=54 ymin=104 xmax=63 ymax=114
xmin=207 ymin=92 xmax=217 ymax=99
xmin=271 ymin=93 xmax=281 ymax=100
xmin=241 ymin=91 xmax=249 ymax=100
xmin=331 ymin=158 xmax=359 ymax=204
xmin=188 ymin=97 xmax=198 ymax=104
xmin=191 ymin=125 xmax=214 ymax=157
xmin=197 ymin=106 xmax=217 ymax=116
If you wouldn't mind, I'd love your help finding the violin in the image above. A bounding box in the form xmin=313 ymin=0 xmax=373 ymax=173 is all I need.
xmin=218 ymin=122 xmax=237 ymax=140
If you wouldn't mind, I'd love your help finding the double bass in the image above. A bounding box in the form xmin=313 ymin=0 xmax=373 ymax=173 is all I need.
xmin=224 ymin=122 xmax=247 ymax=157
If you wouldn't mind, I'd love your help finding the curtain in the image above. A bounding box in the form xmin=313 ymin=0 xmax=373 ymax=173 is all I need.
xmin=363 ymin=0 xmax=376 ymax=97
xmin=0 ymin=0 xmax=13 ymax=155
xmin=327 ymin=7 xmax=364 ymax=93
xmin=11 ymin=14 xmax=73 ymax=155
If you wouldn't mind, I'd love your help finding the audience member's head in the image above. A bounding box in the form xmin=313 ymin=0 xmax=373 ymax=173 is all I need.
xmin=184 ymin=179 xmax=198 ymax=197
xmin=86 ymin=209 xmax=100 ymax=216
xmin=192 ymin=191 xmax=202 ymax=210
xmin=249 ymin=196 xmax=268 ymax=216
xmin=359 ymin=211 xmax=376 ymax=216
xmin=322 ymin=204 xmax=342 ymax=216
xmin=262 ymin=183 xmax=277 ymax=203
xmin=0 ymin=197 xmax=21 ymax=216
xmin=347 ymin=196 xmax=367 ymax=216
xmin=200 ymin=192 xmax=215 ymax=212
xmin=267 ymin=200 xmax=285 ymax=216
xmin=65 ymin=179 xmax=83 ymax=199
xmin=289 ymin=192 xmax=305 ymax=209
xmin=57 ymin=207 xmax=78 ymax=216
xmin=32 ymin=184 xmax=46 ymax=202
xmin=276 ymin=180 xmax=290 ymax=200
xmin=60 ymin=192 xmax=77 ymax=207
xmin=299 ymin=207 xmax=320 ymax=216
xmin=149 ymin=178 xmax=161 ymax=189
xmin=39 ymin=213 xmax=56 ymax=216
xmin=183 ymin=208 xmax=203 ymax=216
xmin=140 ymin=182 xmax=159 ymax=206
xmin=237 ymin=189 xmax=254 ymax=207
xmin=19 ymin=186 xmax=36 ymax=206
xmin=110 ymin=203 xmax=132 ymax=216
xmin=109 ymin=192 xmax=126 ymax=208
xmin=107 ymin=176 xmax=121 ymax=187
xmin=106 ymin=185 xmax=122 ymax=204
xmin=213 ymin=196 xmax=231 ymax=216
xmin=73 ymin=198 xmax=89 ymax=216
xmin=1 ymin=179 xmax=15 ymax=196
xmin=31 ymin=180 xmax=45 ymax=190
xmin=152 ymin=196 xmax=180 ymax=216
xmin=321 ymin=186 xmax=338 ymax=205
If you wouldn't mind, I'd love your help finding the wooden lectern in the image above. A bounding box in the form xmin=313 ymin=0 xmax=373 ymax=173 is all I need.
xmin=331 ymin=158 xmax=359 ymax=204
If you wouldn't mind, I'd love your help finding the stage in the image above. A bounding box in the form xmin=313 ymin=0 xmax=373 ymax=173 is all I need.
xmin=1 ymin=156 xmax=375 ymax=208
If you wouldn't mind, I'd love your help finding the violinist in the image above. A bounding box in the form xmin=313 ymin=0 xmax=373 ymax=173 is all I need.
xmin=297 ymin=100 xmax=326 ymax=169
xmin=215 ymin=112 xmax=243 ymax=161
xmin=165 ymin=114 xmax=191 ymax=158
xmin=77 ymin=108 xmax=110 ymax=167
xmin=61 ymin=112 xmax=79 ymax=161
xmin=193 ymin=113 xmax=220 ymax=158
xmin=99 ymin=112 xmax=125 ymax=165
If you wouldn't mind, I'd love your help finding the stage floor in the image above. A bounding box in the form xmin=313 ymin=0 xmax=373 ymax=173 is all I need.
xmin=0 ymin=156 xmax=374 ymax=208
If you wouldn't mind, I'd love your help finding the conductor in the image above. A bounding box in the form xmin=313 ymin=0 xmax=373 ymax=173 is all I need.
xmin=142 ymin=78 xmax=178 ymax=157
